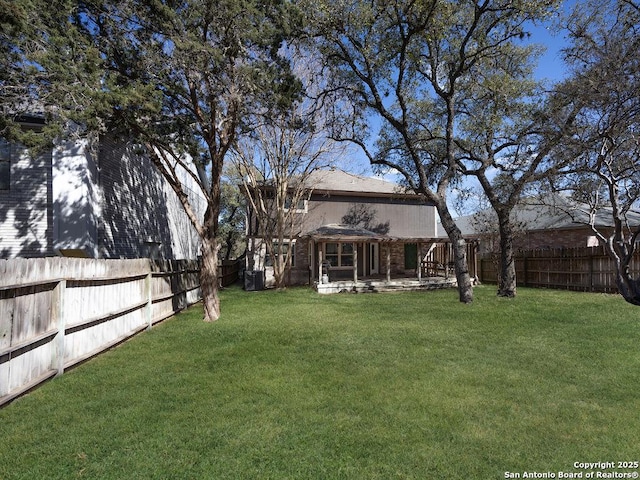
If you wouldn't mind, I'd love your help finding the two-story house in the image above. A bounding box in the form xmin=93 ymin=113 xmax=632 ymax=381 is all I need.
xmin=246 ymin=169 xmax=453 ymax=291
xmin=1 ymin=122 xmax=204 ymax=260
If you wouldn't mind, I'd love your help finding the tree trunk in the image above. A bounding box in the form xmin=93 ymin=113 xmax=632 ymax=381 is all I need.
xmin=615 ymin=273 xmax=640 ymax=306
xmin=200 ymin=236 xmax=221 ymax=322
xmin=606 ymin=238 xmax=640 ymax=306
xmin=437 ymin=203 xmax=473 ymax=304
xmin=223 ymin=229 xmax=234 ymax=261
xmin=273 ymin=252 xmax=286 ymax=290
xmin=497 ymin=211 xmax=517 ymax=297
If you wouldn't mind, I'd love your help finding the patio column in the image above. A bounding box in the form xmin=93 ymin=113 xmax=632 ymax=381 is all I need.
xmin=353 ymin=242 xmax=358 ymax=283
xmin=309 ymin=240 xmax=315 ymax=284
xmin=445 ymin=243 xmax=450 ymax=279
xmin=318 ymin=243 xmax=323 ymax=283
xmin=417 ymin=242 xmax=422 ymax=281
xmin=386 ymin=243 xmax=391 ymax=282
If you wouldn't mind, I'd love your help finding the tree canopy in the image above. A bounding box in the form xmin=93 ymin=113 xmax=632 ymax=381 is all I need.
xmin=1 ymin=0 xmax=303 ymax=320
xmin=302 ymin=0 xmax=561 ymax=302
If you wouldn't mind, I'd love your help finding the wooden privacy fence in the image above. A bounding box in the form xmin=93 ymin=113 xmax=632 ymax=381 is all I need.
xmin=219 ymin=259 xmax=240 ymax=287
xmin=426 ymin=242 xmax=479 ymax=279
xmin=478 ymin=246 xmax=640 ymax=293
xmin=0 ymin=257 xmax=201 ymax=407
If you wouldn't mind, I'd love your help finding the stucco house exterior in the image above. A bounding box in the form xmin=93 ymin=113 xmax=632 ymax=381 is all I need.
xmin=0 ymin=124 xmax=204 ymax=260
xmin=246 ymin=169 xmax=451 ymax=289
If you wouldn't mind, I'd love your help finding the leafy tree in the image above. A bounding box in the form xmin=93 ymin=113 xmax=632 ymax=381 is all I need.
xmin=454 ymin=45 xmax=581 ymax=297
xmin=2 ymin=0 xmax=302 ymax=320
xmin=0 ymin=0 xmax=88 ymax=145
xmin=302 ymin=0 xmax=559 ymax=303
xmin=0 ymin=0 xmax=29 ymax=137
xmin=218 ymin=173 xmax=246 ymax=262
xmin=549 ymin=0 xmax=640 ymax=304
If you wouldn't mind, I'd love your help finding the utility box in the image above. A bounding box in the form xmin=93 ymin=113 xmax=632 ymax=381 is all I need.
xmin=244 ymin=270 xmax=264 ymax=291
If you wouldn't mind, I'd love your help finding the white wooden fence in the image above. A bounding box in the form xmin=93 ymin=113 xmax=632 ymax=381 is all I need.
xmin=0 ymin=257 xmax=201 ymax=407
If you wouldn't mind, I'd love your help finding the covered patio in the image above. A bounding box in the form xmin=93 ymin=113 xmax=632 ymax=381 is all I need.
xmin=303 ymin=224 xmax=462 ymax=294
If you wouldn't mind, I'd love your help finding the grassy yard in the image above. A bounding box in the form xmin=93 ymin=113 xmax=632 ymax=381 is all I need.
xmin=1 ymin=286 xmax=639 ymax=479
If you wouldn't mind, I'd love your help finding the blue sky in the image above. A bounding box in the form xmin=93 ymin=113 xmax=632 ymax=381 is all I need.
xmin=528 ymin=9 xmax=573 ymax=84
xmin=532 ymin=30 xmax=568 ymax=82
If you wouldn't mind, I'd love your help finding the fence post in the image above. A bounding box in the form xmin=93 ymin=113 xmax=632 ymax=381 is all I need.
xmin=52 ymin=280 xmax=66 ymax=377
xmin=589 ymin=249 xmax=594 ymax=292
xmin=146 ymin=270 xmax=153 ymax=331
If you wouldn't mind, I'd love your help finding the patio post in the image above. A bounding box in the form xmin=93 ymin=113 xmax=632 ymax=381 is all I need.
xmin=353 ymin=242 xmax=358 ymax=283
xmin=318 ymin=244 xmax=323 ymax=283
xmin=445 ymin=243 xmax=450 ymax=279
xmin=417 ymin=242 xmax=422 ymax=281
xmin=386 ymin=243 xmax=391 ymax=282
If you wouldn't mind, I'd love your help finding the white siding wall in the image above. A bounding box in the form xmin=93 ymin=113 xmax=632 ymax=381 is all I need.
xmin=97 ymin=135 xmax=204 ymax=259
xmin=0 ymin=144 xmax=53 ymax=258
xmin=52 ymin=137 xmax=100 ymax=257
xmin=1 ymin=133 xmax=205 ymax=260
xmin=163 ymin=163 xmax=205 ymax=260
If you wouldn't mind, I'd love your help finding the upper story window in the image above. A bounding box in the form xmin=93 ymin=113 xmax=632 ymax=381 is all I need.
xmin=284 ymin=197 xmax=308 ymax=213
xmin=0 ymin=139 xmax=11 ymax=191
xmin=255 ymin=189 xmax=307 ymax=213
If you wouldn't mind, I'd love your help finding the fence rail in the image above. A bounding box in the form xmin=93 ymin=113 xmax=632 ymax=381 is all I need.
xmin=0 ymin=257 xmax=202 ymax=407
xmin=478 ymin=246 xmax=640 ymax=293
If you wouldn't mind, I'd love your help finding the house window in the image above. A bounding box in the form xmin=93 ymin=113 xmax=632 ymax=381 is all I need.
xmin=266 ymin=241 xmax=296 ymax=267
xmin=284 ymin=197 xmax=308 ymax=213
xmin=325 ymin=242 xmax=354 ymax=267
xmin=143 ymin=241 xmax=162 ymax=260
xmin=0 ymin=139 xmax=11 ymax=191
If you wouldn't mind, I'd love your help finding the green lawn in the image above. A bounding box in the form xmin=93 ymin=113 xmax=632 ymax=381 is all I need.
xmin=1 ymin=286 xmax=639 ymax=479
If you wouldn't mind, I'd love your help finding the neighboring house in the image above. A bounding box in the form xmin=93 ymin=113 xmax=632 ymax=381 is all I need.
xmin=0 ymin=123 xmax=204 ymax=259
xmin=246 ymin=169 xmax=442 ymax=287
xmin=448 ymin=195 xmax=640 ymax=254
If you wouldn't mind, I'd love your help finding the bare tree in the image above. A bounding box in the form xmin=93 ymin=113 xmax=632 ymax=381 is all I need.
xmin=549 ymin=0 xmax=640 ymax=304
xmin=233 ymin=101 xmax=340 ymax=289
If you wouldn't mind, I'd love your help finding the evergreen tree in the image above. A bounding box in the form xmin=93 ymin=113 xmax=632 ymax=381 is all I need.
xmin=2 ymin=0 xmax=303 ymax=320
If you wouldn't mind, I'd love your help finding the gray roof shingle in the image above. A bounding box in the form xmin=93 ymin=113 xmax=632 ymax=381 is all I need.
xmin=441 ymin=194 xmax=640 ymax=237
xmin=306 ymin=169 xmax=406 ymax=195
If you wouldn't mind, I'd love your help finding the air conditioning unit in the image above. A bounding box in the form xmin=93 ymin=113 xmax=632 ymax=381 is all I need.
xmin=244 ymin=270 xmax=264 ymax=291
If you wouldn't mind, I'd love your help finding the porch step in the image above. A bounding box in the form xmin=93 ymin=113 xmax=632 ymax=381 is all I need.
xmin=315 ymin=278 xmax=457 ymax=294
